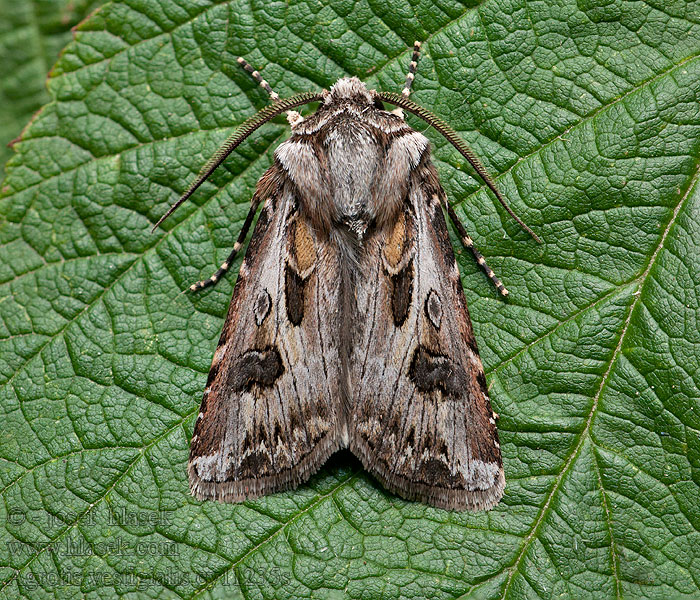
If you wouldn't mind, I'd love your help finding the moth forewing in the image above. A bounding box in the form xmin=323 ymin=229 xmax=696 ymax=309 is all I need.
xmin=188 ymin=166 xmax=346 ymax=502
xmin=349 ymin=155 xmax=504 ymax=511
xmin=157 ymin=45 xmax=536 ymax=511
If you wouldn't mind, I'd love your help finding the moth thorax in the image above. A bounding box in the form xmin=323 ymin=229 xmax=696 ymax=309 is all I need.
xmin=326 ymin=121 xmax=380 ymax=234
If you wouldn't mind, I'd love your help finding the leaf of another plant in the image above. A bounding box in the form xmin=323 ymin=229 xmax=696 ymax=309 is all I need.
xmin=0 ymin=0 xmax=106 ymax=178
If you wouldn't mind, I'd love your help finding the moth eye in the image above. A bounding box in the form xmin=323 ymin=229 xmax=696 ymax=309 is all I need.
xmin=373 ymin=97 xmax=385 ymax=110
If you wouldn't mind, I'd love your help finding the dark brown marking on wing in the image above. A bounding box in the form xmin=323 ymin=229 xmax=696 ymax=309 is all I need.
xmin=476 ymin=371 xmax=489 ymax=397
xmin=241 ymin=431 xmax=252 ymax=454
xmin=422 ymin=428 xmax=432 ymax=452
xmin=231 ymin=347 xmax=284 ymax=392
xmin=431 ymin=201 xmax=456 ymax=269
xmin=246 ymin=204 xmax=272 ymax=261
xmin=418 ymin=458 xmax=451 ymax=487
xmin=425 ymin=289 xmax=442 ymax=329
xmin=190 ymin=391 xmax=224 ymax=459
xmin=466 ymin=336 xmax=480 ymax=356
xmin=206 ymin=361 xmax=221 ymax=387
xmin=285 ymin=265 xmax=306 ymax=326
xmin=254 ymin=289 xmax=272 ymax=326
xmin=238 ymin=451 xmax=268 ymax=478
xmin=405 ymin=426 xmax=415 ymax=449
xmin=409 ymin=345 xmax=468 ymax=396
xmin=198 ymin=391 xmax=211 ymax=417
xmin=390 ymin=260 xmax=413 ymax=327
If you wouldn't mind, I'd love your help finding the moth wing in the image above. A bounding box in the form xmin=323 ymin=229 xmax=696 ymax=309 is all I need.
xmin=189 ymin=173 xmax=344 ymax=502
xmin=350 ymin=166 xmax=504 ymax=511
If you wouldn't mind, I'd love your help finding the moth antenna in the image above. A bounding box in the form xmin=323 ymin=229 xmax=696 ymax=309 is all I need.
xmin=237 ymin=57 xmax=304 ymax=127
xmin=151 ymin=91 xmax=322 ymax=232
xmin=401 ymin=41 xmax=422 ymax=98
xmin=236 ymin=57 xmax=280 ymax=101
xmin=378 ymin=91 xmax=542 ymax=243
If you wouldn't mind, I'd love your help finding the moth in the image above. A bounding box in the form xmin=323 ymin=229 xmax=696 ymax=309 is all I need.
xmin=153 ymin=43 xmax=540 ymax=511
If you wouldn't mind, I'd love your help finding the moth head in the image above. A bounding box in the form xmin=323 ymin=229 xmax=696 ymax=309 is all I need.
xmin=324 ymin=76 xmax=377 ymax=107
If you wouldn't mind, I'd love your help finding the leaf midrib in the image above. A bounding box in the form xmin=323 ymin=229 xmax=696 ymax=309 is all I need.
xmin=497 ymin=164 xmax=700 ymax=600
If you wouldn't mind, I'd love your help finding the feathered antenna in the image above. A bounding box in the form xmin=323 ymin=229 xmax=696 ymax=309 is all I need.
xmin=152 ymin=91 xmax=322 ymax=232
xmin=379 ymin=91 xmax=542 ymax=243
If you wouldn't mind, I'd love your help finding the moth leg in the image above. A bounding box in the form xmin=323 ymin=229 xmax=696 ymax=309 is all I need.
xmin=237 ymin=57 xmax=303 ymax=128
xmin=446 ymin=202 xmax=509 ymax=297
xmin=401 ymin=41 xmax=422 ymax=98
xmin=188 ymin=194 xmax=262 ymax=292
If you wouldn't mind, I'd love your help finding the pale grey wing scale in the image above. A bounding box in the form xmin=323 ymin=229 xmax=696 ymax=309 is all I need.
xmin=349 ymin=169 xmax=504 ymax=511
xmin=188 ymin=180 xmax=344 ymax=502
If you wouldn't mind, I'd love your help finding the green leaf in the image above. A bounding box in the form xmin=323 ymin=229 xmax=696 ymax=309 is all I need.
xmin=1 ymin=1 xmax=699 ymax=599
xmin=0 ymin=0 xmax=106 ymax=179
